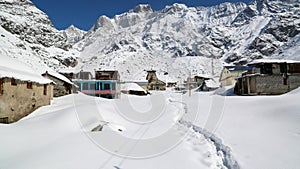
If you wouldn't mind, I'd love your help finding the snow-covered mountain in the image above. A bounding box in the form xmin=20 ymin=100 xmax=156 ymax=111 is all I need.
xmin=63 ymin=25 xmax=86 ymax=45
xmin=0 ymin=0 xmax=299 ymax=81
xmin=0 ymin=0 xmax=79 ymax=73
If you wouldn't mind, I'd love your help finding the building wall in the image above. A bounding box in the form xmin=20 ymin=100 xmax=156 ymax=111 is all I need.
xmin=73 ymin=80 xmax=121 ymax=99
xmin=220 ymin=69 xmax=242 ymax=87
xmin=236 ymin=74 xmax=300 ymax=95
xmin=254 ymin=75 xmax=288 ymax=94
xmin=289 ymin=73 xmax=300 ymax=90
xmin=0 ymin=78 xmax=53 ymax=123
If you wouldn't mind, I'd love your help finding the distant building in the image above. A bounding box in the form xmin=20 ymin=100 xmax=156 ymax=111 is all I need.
xmin=146 ymin=70 xmax=166 ymax=90
xmin=42 ymin=71 xmax=75 ymax=97
xmin=73 ymin=70 xmax=121 ymax=99
xmin=185 ymin=75 xmax=217 ymax=92
xmin=124 ymin=80 xmax=148 ymax=90
xmin=167 ymin=82 xmax=177 ymax=88
xmin=59 ymin=69 xmax=93 ymax=80
xmin=121 ymin=83 xmax=148 ymax=96
xmin=234 ymin=59 xmax=300 ymax=95
xmin=0 ymin=56 xmax=53 ymax=123
xmin=219 ymin=66 xmax=248 ymax=87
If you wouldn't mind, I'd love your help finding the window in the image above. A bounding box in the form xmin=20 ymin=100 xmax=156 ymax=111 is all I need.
xmin=43 ymin=84 xmax=47 ymax=95
xmin=96 ymin=82 xmax=100 ymax=90
xmin=11 ymin=78 xmax=17 ymax=86
xmin=90 ymin=83 xmax=96 ymax=90
xmin=261 ymin=64 xmax=273 ymax=75
xmin=82 ymin=83 xmax=88 ymax=90
xmin=0 ymin=78 xmax=3 ymax=95
xmin=111 ymin=83 xmax=116 ymax=90
xmin=27 ymin=82 xmax=32 ymax=89
xmin=104 ymin=83 xmax=110 ymax=90
xmin=0 ymin=117 xmax=9 ymax=124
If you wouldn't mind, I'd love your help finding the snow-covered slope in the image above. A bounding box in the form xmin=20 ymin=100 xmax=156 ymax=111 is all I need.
xmin=226 ymin=0 xmax=300 ymax=63
xmin=0 ymin=0 xmax=79 ymax=73
xmin=0 ymin=0 xmax=299 ymax=82
xmin=0 ymin=88 xmax=299 ymax=169
xmin=72 ymin=0 xmax=300 ymax=81
xmin=0 ymin=0 xmax=67 ymax=49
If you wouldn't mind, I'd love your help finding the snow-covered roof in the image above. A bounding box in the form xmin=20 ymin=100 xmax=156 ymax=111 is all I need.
xmin=224 ymin=65 xmax=248 ymax=72
xmin=43 ymin=71 xmax=73 ymax=85
xmin=249 ymin=59 xmax=300 ymax=65
xmin=205 ymin=79 xmax=220 ymax=88
xmin=58 ymin=67 xmax=81 ymax=74
xmin=0 ymin=54 xmax=52 ymax=84
xmin=121 ymin=83 xmax=146 ymax=92
xmin=195 ymin=74 xmax=212 ymax=79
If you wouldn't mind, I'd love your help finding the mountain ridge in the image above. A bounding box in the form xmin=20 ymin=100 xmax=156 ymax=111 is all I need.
xmin=0 ymin=0 xmax=299 ymax=81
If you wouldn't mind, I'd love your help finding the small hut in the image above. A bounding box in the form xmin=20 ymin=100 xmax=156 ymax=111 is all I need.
xmin=121 ymin=83 xmax=148 ymax=96
xmin=42 ymin=71 xmax=75 ymax=97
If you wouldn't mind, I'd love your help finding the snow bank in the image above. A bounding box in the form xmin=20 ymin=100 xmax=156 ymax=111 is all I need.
xmin=182 ymin=90 xmax=300 ymax=169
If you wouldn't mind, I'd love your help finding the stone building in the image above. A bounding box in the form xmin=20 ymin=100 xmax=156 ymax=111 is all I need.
xmin=0 ymin=56 xmax=53 ymax=123
xmin=42 ymin=71 xmax=74 ymax=97
xmin=234 ymin=59 xmax=300 ymax=95
xmin=146 ymin=70 xmax=166 ymax=90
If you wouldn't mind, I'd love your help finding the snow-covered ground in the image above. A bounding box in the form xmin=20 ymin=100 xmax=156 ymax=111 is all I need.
xmin=0 ymin=88 xmax=299 ymax=169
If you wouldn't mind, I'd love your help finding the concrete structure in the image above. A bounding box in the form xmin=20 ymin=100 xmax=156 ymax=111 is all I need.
xmin=234 ymin=59 xmax=300 ymax=95
xmin=219 ymin=66 xmax=248 ymax=87
xmin=73 ymin=70 xmax=121 ymax=99
xmin=42 ymin=71 xmax=74 ymax=97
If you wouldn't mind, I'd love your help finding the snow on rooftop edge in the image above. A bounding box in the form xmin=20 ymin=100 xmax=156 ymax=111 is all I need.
xmin=249 ymin=59 xmax=300 ymax=64
xmin=44 ymin=71 xmax=73 ymax=85
xmin=0 ymin=54 xmax=52 ymax=84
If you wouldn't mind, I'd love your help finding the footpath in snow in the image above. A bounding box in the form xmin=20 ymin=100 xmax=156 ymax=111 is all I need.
xmin=0 ymin=91 xmax=226 ymax=169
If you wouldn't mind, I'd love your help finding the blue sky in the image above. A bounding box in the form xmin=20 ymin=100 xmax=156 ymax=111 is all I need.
xmin=30 ymin=0 xmax=251 ymax=31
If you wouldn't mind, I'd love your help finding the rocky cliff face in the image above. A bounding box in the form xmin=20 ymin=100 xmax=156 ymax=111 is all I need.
xmin=0 ymin=0 xmax=68 ymax=49
xmin=0 ymin=0 xmax=79 ymax=72
xmin=62 ymin=25 xmax=86 ymax=45
xmin=227 ymin=0 xmax=300 ymax=64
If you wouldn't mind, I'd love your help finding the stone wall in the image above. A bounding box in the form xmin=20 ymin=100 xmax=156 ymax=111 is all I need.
xmin=255 ymin=75 xmax=288 ymax=94
xmin=289 ymin=73 xmax=300 ymax=90
xmin=0 ymin=78 xmax=53 ymax=123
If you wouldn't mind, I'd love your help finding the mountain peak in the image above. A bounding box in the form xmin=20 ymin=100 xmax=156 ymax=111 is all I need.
xmin=66 ymin=25 xmax=83 ymax=32
xmin=162 ymin=3 xmax=188 ymax=13
xmin=130 ymin=4 xmax=153 ymax=13
xmin=91 ymin=15 xmax=114 ymax=31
